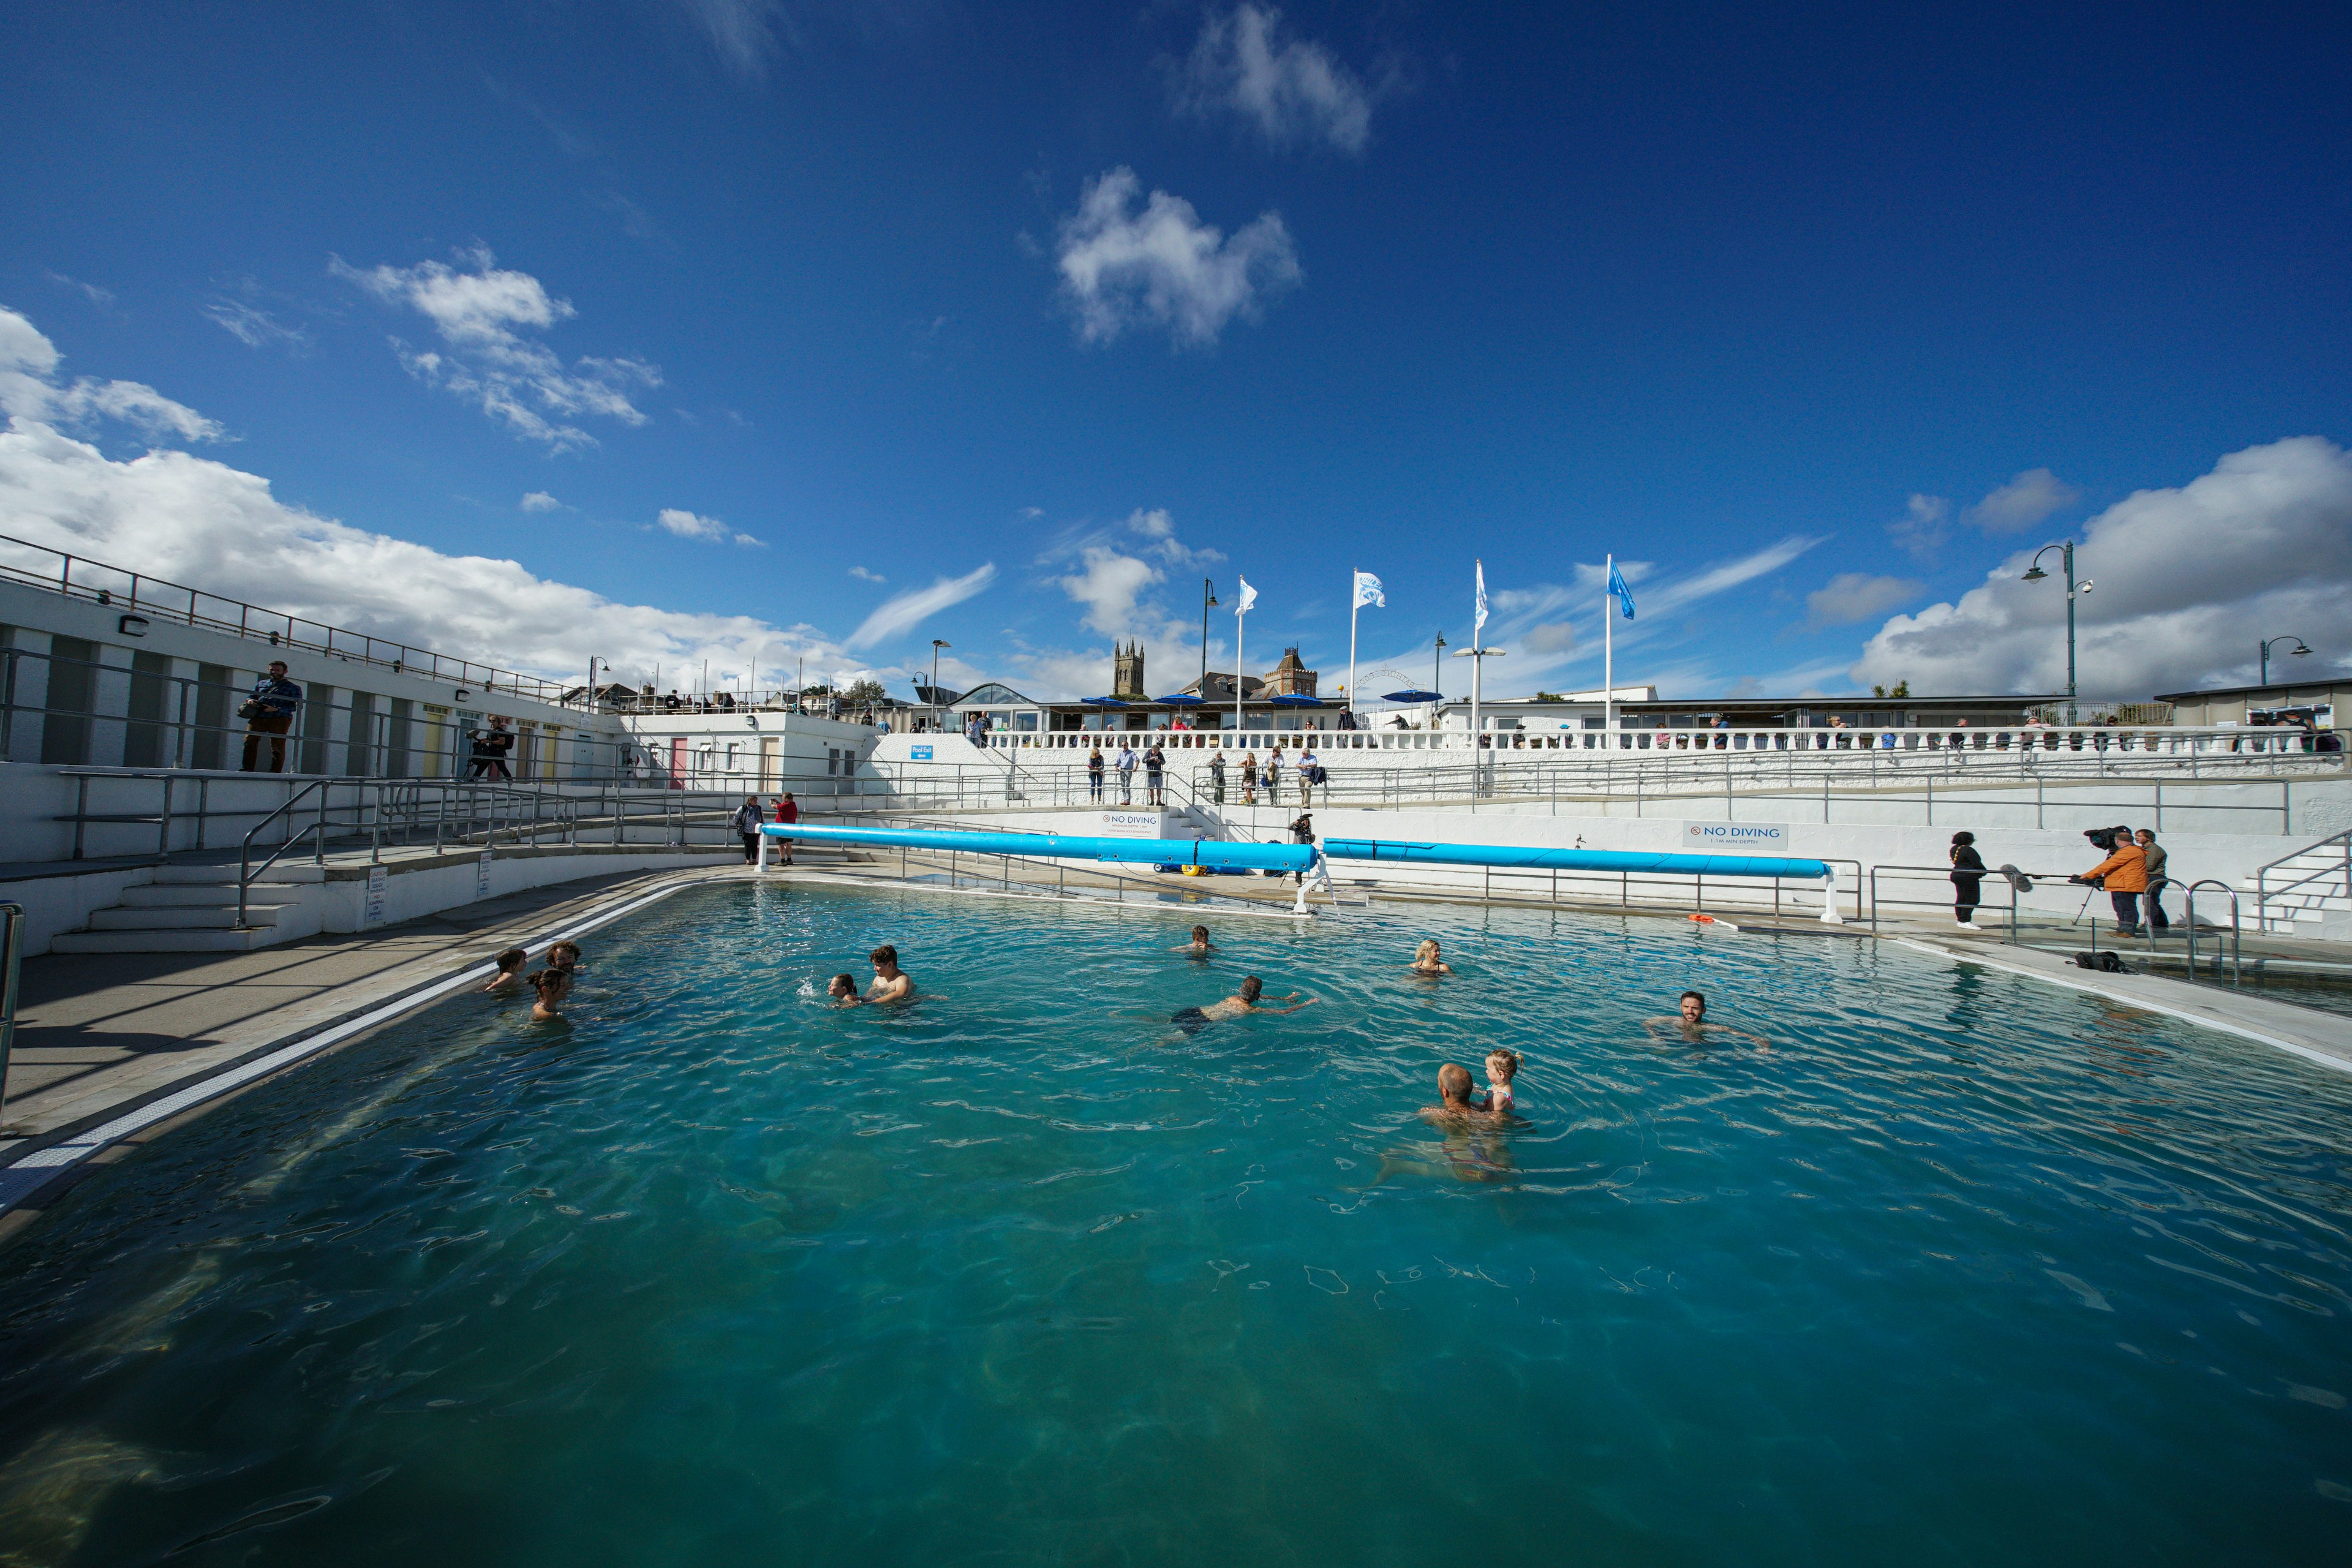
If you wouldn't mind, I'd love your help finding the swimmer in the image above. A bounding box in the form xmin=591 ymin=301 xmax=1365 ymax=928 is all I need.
xmin=1169 ymin=975 xmax=1313 ymax=1035
xmin=526 ymin=968 xmax=568 ymax=1022
xmin=482 ymin=947 xmax=529 ymax=993
xmin=1171 ymin=925 xmax=1216 ymax=958
xmin=1408 ymin=939 xmax=1453 ymax=978
xmin=866 ymin=944 xmax=913 ymax=1003
xmin=826 ymin=974 xmax=862 ymax=1007
xmin=1644 ymin=989 xmax=1770 ymax=1049
xmin=1417 ymin=1062 xmax=1485 ymax=1126
xmin=1481 ymin=1048 xmax=1521 ymax=1113
xmin=548 ymin=940 xmax=582 ymax=974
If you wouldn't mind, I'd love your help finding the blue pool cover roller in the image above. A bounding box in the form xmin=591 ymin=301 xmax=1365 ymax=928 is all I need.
xmin=1317 ymin=839 xmax=1833 ymax=881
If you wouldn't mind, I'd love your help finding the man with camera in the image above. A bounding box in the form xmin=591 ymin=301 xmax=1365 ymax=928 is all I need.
xmin=238 ymin=659 xmax=304 ymax=773
xmin=2071 ymin=824 xmax=2149 ymax=937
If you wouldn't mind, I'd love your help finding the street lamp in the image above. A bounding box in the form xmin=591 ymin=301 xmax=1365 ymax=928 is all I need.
xmin=1431 ymin=631 xmax=1447 ymax=703
xmin=2259 ymin=634 xmax=2310 ymax=687
xmin=1199 ymin=579 xmax=1218 ymax=692
xmin=2021 ymin=543 xmax=2094 ymax=723
xmin=930 ymin=639 xmax=950 ymax=732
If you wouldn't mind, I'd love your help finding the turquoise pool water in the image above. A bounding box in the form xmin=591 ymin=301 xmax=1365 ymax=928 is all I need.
xmin=1 ymin=883 xmax=2348 ymax=1566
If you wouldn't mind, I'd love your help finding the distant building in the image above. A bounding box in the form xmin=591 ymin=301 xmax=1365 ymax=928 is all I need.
xmin=1111 ymin=640 xmax=1147 ymax=700
xmin=1186 ymin=670 xmax=1267 ymax=703
xmin=1263 ymin=648 xmax=1317 ymax=698
xmin=2157 ymin=678 xmax=2343 ymax=729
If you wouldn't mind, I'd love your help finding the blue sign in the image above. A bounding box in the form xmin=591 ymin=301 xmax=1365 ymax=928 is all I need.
xmin=911 ymin=745 xmax=933 ymax=760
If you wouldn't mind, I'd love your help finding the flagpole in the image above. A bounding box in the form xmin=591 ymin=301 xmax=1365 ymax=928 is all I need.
xmin=1348 ymin=567 xmax=1359 ymax=726
xmin=1235 ymin=602 xmax=1245 ymax=737
xmin=1471 ymin=558 xmax=1482 ymax=785
xmin=1604 ymin=552 xmax=1615 ymax=744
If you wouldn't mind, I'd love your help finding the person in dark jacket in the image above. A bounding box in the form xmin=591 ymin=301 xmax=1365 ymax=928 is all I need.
xmin=731 ymin=795 xmax=764 ymax=863
xmin=2134 ymin=829 xmax=2171 ymax=935
xmin=238 ymin=660 xmax=304 ymax=773
xmin=1949 ymin=831 xmax=1987 ymax=930
xmin=468 ymin=715 xmax=516 ymax=780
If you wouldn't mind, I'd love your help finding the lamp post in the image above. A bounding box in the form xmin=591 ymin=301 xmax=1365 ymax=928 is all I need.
xmin=1199 ymin=579 xmax=1218 ymax=692
xmin=2021 ymin=543 xmax=2094 ymax=724
xmin=930 ymin=639 xmax=949 ymax=733
xmin=1431 ymin=631 xmax=1446 ymax=712
xmin=2259 ymin=634 xmax=2310 ymax=687
xmin=1453 ymin=644 xmax=1504 ymax=798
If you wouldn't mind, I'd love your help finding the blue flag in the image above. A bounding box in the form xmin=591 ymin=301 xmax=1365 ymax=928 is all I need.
xmin=1608 ymin=562 xmax=1637 ymax=619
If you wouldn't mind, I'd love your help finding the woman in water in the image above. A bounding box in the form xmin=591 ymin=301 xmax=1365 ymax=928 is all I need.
xmin=1408 ymin=940 xmax=1453 ymax=977
xmin=527 ymin=967 xmax=570 ymax=1022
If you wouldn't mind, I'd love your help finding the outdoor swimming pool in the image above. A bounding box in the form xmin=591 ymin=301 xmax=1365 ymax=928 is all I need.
xmin=0 ymin=882 xmax=2346 ymax=1565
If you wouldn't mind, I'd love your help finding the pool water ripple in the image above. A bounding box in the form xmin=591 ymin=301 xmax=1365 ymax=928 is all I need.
xmin=0 ymin=881 xmax=2347 ymax=1564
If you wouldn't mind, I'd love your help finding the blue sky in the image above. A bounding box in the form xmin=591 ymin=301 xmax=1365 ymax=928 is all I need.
xmin=4 ymin=1 xmax=2348 ymax=701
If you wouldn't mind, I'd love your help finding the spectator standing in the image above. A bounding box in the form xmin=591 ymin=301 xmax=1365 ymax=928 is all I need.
xmin=772 ymin=791 xmax=799 ymax=865
xmin=1144 ymin=742 xmax=1166 ymax=807
xmin=1240 ymin=750 xmax=1258 ymax=804
xmin=238 ymin=660 xmax=303 ymax=773
xmin=731 ymin=794 xmax=765 ymax=863
xmin=1948 ymin=831 xmax=1986 ymax=930
xmin=469 ymin=715 xmax=516 ymax=780
xmin=2135 ymin=829 xmax=2172 ymax=935
xmin=1087 ymin=744 xmax=1106 ymax=802
xmin=1115 ymin=742 xmax=1137 ymax=805
xmin=1298 ymin=745 xmax=1322 ymax=805
xmin=1266 ymin=745 xmax=1285 ymax=804
xmin=1208 ymin=748 xmax=1227 ymax=805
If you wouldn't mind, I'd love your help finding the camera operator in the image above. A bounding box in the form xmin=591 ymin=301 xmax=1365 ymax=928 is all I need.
xmin=2071 ymin=823 xmax=2149 ymax=938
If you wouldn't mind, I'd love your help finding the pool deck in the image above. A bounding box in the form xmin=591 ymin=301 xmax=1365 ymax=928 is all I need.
xmin=4 ymin=854 xmax=2348 ymax=1232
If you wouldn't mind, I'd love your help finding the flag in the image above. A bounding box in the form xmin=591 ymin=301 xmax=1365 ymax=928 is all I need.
xmin=1608 ymin=560 xmax=1637 ymax=619
xmin=1352 ymin=570 xmax=1385 ymax=609
xmin=1473 ymin=560 xmax=1488 ymax=644
xmin=1236 ymin=576 xmax=1258 ymax=616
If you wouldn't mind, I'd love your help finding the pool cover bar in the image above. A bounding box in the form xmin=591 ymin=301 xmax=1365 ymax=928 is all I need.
xmin=759 ymin=823 xmax=1841 ymax=921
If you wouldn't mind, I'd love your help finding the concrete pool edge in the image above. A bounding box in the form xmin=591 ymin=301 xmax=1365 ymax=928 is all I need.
xmin=0 ymin=873 xmax=720 ymax=1226
xmin=1891 ymin=936 xmax=2352 ymax=1074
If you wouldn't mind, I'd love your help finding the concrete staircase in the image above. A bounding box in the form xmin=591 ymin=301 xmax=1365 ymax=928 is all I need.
xmin=50 ymin=865 xmax=322 ymax=954
xmin=2241 ymin=832 xmax=2352 ymax=940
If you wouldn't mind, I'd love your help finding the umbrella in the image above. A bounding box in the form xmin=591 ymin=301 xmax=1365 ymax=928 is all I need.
xmin=1381 ymin=689 xmax=1444 ymax=703
xmin=1152 ymin=694 xmax=1205 ymax=706
xmin=1079 ymin=697 xmax=1130 ymax=707
xmin=1267 ymin=695 xmax=1324 ymax=707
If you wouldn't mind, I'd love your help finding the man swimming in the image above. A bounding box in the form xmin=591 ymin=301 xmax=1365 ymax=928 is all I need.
xmin=1644 ymin=989 xmax=1770 ymax=1049
xmin=1172 ymin=925 xmax=1216 ymax=958
xmin=1169 ymin=975 xmax=1313 ymax=1035
xmin=1418 ymin=1061 xmax=1485 ymax=1126
xmin=866 ymin=944 xmax=914 ymax=1003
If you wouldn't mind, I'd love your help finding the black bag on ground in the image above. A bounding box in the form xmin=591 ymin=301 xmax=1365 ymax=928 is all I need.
xmin=2073 ymin=951 xmax=2127 ymax=973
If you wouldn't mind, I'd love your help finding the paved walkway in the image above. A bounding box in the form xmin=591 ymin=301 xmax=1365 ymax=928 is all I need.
xmin=0 ymin=865 xmax=740 ymax=1152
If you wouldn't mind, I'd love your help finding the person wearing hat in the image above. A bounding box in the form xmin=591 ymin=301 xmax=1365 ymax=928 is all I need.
xmin=1949 ymin=831 xmax=1988 ymax=931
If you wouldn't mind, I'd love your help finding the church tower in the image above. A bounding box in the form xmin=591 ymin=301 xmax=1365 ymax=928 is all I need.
xmin=1111 ymin=639 xmax=1147 ymax=699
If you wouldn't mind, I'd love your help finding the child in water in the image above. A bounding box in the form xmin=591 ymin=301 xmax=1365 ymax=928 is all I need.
xmin=482 ymin=947 xmax=528 ymax=993
xmin=826 ymin=974 xmax=862 ymax=1007
xmin=1482 ymin=1049 xmax=1521 ymax=1113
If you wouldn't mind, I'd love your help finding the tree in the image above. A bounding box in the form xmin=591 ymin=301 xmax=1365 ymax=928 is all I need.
xmin=842 ymin=677 xmax=887 ymax=706
xmin=1871 ymin=680 xmax=1912 ymax=699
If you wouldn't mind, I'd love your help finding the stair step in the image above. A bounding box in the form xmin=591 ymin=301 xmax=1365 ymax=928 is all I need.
xmin=149 ymin=862 xmax=326 ymax=884
xmin=51 ymin=927 xmax=286 ymax=954
xmin=88 ymin=904 xmax=296 ymax=930
xmin=119 ymin=883 xmax=307 ymax=907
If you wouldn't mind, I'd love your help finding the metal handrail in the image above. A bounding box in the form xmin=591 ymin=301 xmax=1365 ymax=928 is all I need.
xmin=238 ymin=781 xmax=335 ymax=926
xmin=0 ymin=903 xmax=22 ymax=1126
xmin=2252 ymin=829 xmax=2352 ymax=934
xmin=2182 ymin=880 xmax=2242 ymax=986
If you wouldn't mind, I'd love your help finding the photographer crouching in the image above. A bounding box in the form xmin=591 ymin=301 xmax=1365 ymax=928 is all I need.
xmin=2070 ymin=824 xmax=2149 ymax=938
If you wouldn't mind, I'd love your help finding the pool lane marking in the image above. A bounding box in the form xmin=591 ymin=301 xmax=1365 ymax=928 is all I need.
xmin=775 ymin=866 xmax=1318 ymax=921
xmin=1890 ymin=938 xmax=2352 ymax=1077
xmin=0 ymin=876 xmax=709 ymax=1213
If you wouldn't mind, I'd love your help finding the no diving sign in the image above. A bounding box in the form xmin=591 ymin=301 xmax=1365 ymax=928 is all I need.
xmin=1683 ymin=821 xmax=1790 ymax=850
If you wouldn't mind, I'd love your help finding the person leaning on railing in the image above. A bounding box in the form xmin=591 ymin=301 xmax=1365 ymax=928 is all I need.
xmin=238 ymin=660 xmax=303 ymax=773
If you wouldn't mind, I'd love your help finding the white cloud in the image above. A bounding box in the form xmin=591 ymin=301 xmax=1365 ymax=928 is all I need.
xmin=1055 ymin=168 xmax=1302 ymax=348
xmin=1175 ymin=5 xmax=1374 ymax=153
xmin=46 ymin=273 xmax=115 ymax=308
xmin=333 ymin=246 xmax=659 ymax=450
xmin=1888 ymin=493 xmax=1950 ymax=560
xmin=657 ymin=507 xmax=760 ymax=546
xmin=1122 ymin=505 xmax=1224 ymax=566
xmin=1964 ymin=467 xmax=2082 ymax=533
xmin=845 ymin=564 xmax=997 ymax=650
xmin=1058 ymin=546 xmax=1164 ymax=635
xmin=1854 ymin=437 xmax=2352 ymax=698
xmin=848 ymin=565 xmax=885 ymax=582
xmin=519 ymin=491 xmax=564 ymax=513
xmin=1804 ymin=572 xmax=1923 ymax=628
xmin=0 ymin=309 xmax=223 ymax=443
xmin=676 ymin=0 xmax=788 ymax=79
xmin=205 ymin=300 xmax=308 ymax=352
xmin=1523 ymin=621 xmax=1577 ymax=654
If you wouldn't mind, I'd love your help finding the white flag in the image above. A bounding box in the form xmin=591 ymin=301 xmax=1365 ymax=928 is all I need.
xmin=1236 ymin=576 xmax=1259 ymax=616
xmin=1353 ymin=570 xmax=1385 ymax=609
xmin=1473 ymin=560 xmax=1488 ymax=644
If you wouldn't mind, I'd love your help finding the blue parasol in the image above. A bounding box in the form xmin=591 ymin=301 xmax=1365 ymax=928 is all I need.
xmin=1152 ymin=694 xmax=1205 ymax=706
xmin=1381 ymin=689 xmax=1444 ymax=703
